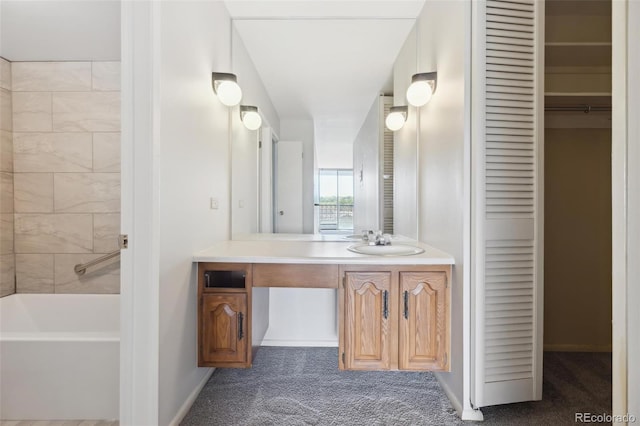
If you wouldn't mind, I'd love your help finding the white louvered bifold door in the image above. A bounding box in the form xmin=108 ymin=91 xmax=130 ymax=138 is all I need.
xmin=472 ymin=0 xmax=544 ymax=407
xmin=381 ymin=98 xmax=394 ymax=234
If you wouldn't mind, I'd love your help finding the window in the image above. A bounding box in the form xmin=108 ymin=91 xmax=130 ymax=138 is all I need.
xmin=318 ymin=169 xmax=354 ymax=231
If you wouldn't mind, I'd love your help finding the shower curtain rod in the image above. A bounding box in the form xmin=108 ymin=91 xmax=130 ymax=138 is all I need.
xmin=544 ymin=104 xmax=612 ymax=113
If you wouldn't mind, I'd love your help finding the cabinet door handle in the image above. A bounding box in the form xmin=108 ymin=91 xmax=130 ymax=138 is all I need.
xmin=238 ymin=312 xmax=244 ymax=341
xmin=404 ymin=290 xmax=409 ymax=319
xmin=383 ymin=290 xmax=389 ymax=319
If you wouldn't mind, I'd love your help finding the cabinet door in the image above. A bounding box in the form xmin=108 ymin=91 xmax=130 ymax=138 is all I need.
xmin=344 ymin=272 xmax=392 ymax=370
xmin=201 ymin=293 xmax=247 ymax=364
xmin=399 ymin=272 xmax=448 ymax=371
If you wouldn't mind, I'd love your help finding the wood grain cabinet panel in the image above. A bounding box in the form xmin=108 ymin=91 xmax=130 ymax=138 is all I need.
xmin=253 ymin=263 xmax=339 ymax=288
xmin=344 ymin=272 xmax=393 ymax=370
xmin=340 ymin=266 xmax=450 ymax=372
xmin=399 ymin=272 xmax=448 ymax=371
xmin=201 ymin=293 xmax=247 ymax=364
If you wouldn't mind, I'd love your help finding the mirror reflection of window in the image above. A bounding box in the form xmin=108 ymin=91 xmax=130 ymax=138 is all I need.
xmin=317 ymin=169 xmax=354 ymax=233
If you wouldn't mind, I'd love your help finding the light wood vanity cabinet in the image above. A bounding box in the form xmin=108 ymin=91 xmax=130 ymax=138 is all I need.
xmin=197 ymin=261 xmax=450 ymax=372
xmin=198 ymin=263 xmax=256 ymax=368
xmin=340 ymin=266 xmax=450 ymax=372
xmin=200 ymin=293 xmax=247 ymax=365
xmin=344 ymin=272 xmax=393 ymax=370
xmin=399 ymin=272 xmax=448 ymax=371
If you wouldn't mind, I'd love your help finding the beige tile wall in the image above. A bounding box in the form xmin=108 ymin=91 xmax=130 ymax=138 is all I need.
xmin=11 ymin=61 xmax=121 ymax=294
xmin=0 ymin=57 xmax=15 ymax=297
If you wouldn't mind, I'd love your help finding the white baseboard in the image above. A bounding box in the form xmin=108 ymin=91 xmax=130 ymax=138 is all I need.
xmin=261 ymin=339 xmax=338 ymax=347
xmin=434 ymin=373 xmax=484 ymax=422
xmin=169 ymin=368 xmax=214 ymax=426
xmin=433 ymin=374 xmax=461 ymax=418
xmin=544 ymin=344 xmax=612 ymax=352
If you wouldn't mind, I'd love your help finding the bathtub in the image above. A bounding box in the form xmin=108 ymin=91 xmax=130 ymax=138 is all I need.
xmin=0 ymin=294 xmax=119 ymax=420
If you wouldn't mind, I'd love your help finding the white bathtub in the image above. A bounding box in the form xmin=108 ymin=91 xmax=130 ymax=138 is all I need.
xmin=0 ymin=294 xmax=119 ymax=420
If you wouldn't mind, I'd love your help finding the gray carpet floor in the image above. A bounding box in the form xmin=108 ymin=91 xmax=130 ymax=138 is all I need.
xmin=482 ymin=352 xmax=612 ymax=425
xmin=182 ymin=347 xmax=461 ymax=425
xmin=182 ymin=348 xmax=611 ymax=426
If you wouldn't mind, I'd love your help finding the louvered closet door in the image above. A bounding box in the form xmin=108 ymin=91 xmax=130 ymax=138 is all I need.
xmin=473 ymin=0 xmax=543 ymax=407
xmin=381 ymin=99 xmax=394 ymax=234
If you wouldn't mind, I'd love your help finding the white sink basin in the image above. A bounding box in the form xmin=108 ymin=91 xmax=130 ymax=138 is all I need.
xmin=347 ymin=243 xmax=425 ymax=256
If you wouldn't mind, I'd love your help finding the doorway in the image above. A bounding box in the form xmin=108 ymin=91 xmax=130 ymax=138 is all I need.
xmin=543 ymin=0 xmax=612 ymax=411
xmin=273 ymin=140 xmax=304 ymax=233
xmin=317 ymin=169 xmax=354 ymax=233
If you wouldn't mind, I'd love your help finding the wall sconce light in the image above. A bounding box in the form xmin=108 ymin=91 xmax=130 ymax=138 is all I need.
xmin=212 ymin=72 xmax=243 ymax=107
xmin=240 ymin=105 xmax=262 ymax=130
xmin=406 ymin=72 xmax=437 ymax=107
xmin=385 ymin=106 xmax=408 ymax=131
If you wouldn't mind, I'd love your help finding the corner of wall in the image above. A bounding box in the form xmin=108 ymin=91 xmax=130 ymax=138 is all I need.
xmin=0 ymin=56 xmax=15 ymax=298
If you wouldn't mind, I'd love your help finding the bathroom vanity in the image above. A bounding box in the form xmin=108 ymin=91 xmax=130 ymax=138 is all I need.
xmin=194 ymin=238 xmax=454 ymax=372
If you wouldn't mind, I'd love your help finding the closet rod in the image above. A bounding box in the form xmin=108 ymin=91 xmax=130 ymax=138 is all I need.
xmin=544 ymin=104 xmax=612 ymax=113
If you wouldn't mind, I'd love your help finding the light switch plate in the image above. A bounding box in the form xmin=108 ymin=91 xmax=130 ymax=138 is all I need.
xmin=210 ymin=197 xmax=219 ymax=209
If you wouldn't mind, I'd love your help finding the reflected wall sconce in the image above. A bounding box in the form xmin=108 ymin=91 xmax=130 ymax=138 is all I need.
xmin=212 ymin=72 xmax=243 ymax=107
xmin=385 ymin=106 xmax=408 ymax=131
xmin=406 ymin=72 xmax=437 ymax=107
xmin=240 ymin=105 xmax=262 ymax=130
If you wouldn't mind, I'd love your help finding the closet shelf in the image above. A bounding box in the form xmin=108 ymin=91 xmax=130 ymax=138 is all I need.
xmin=546 ymin=0 xmax=611 ymax=17
xmin=545 ymin=43 xmax=611 ymax=68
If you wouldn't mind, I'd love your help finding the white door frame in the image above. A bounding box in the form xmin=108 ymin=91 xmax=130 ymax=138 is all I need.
xmin=259 ymin=126 xmax=275 ymax=233
xmin=612 ymin=0 xmax=639 ymax=420
xmin=120 ymin=1 xmax=160 ymax=425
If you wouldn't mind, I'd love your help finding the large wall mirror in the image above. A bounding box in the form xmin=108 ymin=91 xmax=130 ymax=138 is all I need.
xmin=229 ymin=13 xmax=419 ymax=238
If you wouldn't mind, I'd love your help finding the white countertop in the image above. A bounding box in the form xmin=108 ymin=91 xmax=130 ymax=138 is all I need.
xmin=194 ymin=237 xmax=455 ymax=265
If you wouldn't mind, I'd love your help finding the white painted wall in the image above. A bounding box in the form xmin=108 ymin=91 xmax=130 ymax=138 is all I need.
xmin=392 ymin=0 xmax=471 ymax=415
xmin=392 ymin=26 xmax=418 ymax=240
xmin=352 ymin=95 xmax=382 ymax=232
xmin=231 ymin=28 xmax=280 ymax=236
xmin=315 ymin=132 xmax=353 ymax=169
xmin=280 ymin=119 xmax=315 ymax=234
xmin=231 ymin=116 xmax=259 ymax=235
xmin=417 ymin=0 xmax=470 ymax=412
xmin=314 ymin=119 xmax=355 ymax=170
xmin=156 ymin=2 xmax=233 ymax=425
xmin=232 ymin=27 xmax=280 ymax=137
xmin=0 ymin=1 xmax=120 ymax=61
xmin=261 ymin=288 xmax=338 ymax=346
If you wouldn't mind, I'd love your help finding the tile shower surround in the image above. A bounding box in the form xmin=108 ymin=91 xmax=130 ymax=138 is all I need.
xmin=4 ymin=61 xmax=121 ymax=295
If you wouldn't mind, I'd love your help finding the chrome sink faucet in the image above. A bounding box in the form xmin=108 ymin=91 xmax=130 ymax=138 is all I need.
xmin=361 ymin=230 xmax=374 ymax=242
xmin=361 ymin=230 xmax=392 ymax=246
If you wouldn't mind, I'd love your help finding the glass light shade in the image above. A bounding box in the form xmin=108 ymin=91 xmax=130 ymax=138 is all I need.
xmin=216 ymin=80 xmax=243 ymax=107
xmin=406 ymin=80 xmax=433 ymax=107
xmin=385 ymin=110 xmax=406 ymax=131
xmin=241 ymin=110 xmax=262 ymax=130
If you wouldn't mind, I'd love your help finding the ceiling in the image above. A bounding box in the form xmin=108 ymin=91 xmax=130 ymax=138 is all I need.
xmin=226 ymin=1 xmax=425 ymax=153
xmin=0 ymin=1 xmax=120 ymax=61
